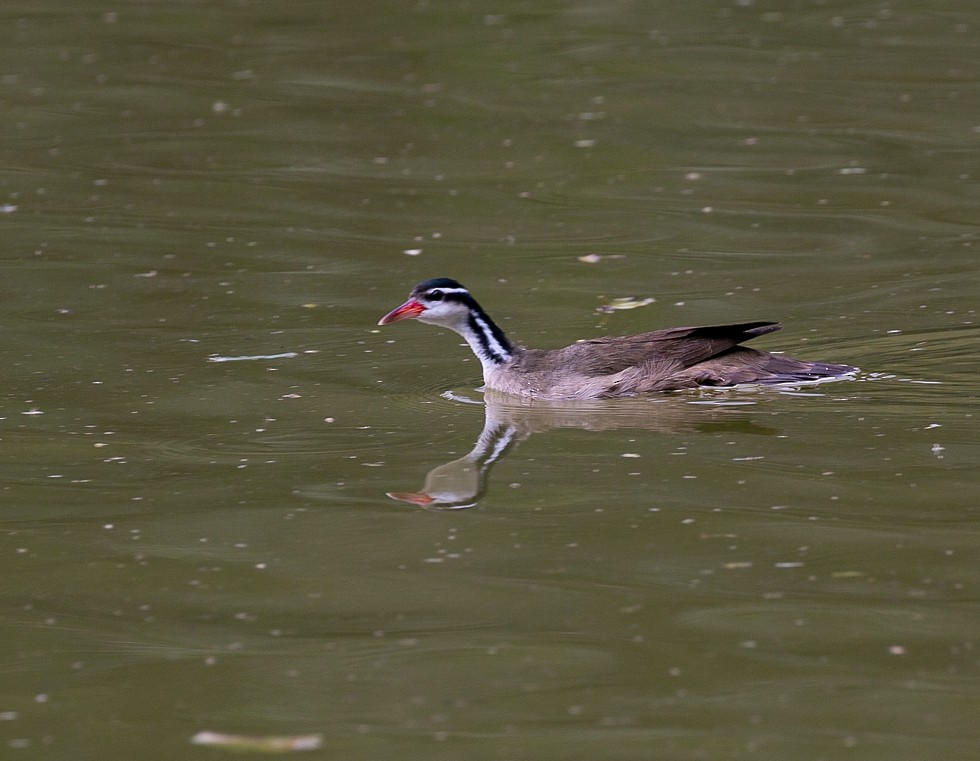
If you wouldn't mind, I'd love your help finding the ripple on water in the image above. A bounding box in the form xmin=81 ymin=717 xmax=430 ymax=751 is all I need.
xmin=142 ymin=428 xmax=389 ymax=463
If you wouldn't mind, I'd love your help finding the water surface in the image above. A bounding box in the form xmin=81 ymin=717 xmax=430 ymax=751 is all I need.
xmin=1 ymin=2 xmax=977 ymax=759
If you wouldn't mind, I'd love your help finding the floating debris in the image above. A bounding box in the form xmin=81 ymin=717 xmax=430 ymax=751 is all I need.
xmin=207 ymin=352 xmax=299 ymax=363
xmin=595 ymin=297 xmax=656 ymax=314
xmin=190 ymin=731 xmax=323 ymax=753
xmin=577 ymin=253 xmax=626 ymax=264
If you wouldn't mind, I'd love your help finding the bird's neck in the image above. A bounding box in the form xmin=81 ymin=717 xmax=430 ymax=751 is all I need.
xmin=455 ymin=306 xmax=514 ymax=370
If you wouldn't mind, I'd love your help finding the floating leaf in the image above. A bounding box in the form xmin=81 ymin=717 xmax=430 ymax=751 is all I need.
xmin=190 ymin=731 xmax=323 ymax=753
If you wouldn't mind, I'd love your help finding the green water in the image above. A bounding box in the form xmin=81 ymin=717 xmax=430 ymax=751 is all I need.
xmin=1 ymin=2 xmax=976 ymax=759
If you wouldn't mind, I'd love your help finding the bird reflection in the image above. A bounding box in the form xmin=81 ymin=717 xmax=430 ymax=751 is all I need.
xmin=387 ymin=389 xmax=779 ymax=510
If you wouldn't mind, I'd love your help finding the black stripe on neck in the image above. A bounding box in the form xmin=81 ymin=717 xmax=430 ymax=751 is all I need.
xmin=466 ymin=306 xmax=513 ymax=364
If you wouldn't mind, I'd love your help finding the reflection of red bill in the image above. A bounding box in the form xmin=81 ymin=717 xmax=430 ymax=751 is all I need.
xmin=386 ymin=491 xmax=435 ymax=506
xmin=377 ymin=299 xmax=425 ymax=325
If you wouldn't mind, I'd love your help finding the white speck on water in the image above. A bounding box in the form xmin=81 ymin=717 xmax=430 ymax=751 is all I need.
xmin=403 ymin=248 xmax=423 ymax=256
xmin=621 ymin=452 xmax=640 ymax=458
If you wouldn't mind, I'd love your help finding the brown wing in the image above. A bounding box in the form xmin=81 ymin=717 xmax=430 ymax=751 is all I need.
xmin=513 ymin=322 xmax=782 ymax=376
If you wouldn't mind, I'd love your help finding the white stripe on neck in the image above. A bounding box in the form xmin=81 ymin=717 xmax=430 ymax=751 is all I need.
xmin=468 ymin=311 xmax=512 ymax=364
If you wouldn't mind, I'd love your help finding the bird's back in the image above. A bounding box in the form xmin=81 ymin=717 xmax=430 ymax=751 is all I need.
xmin=494 ymin=322 xmax=785 ymax=398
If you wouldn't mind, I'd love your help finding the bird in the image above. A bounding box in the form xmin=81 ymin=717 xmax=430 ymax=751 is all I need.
xmin=378 ymin=278 xmax=856 ymax=400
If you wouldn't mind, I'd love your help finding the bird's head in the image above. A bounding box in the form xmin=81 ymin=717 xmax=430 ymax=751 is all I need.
xmin=378 ymin=278 xmax=475 ymax=330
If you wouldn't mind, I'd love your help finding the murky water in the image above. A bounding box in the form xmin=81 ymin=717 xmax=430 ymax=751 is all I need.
xmin=1 ymin=2 xmax=976 ymax=759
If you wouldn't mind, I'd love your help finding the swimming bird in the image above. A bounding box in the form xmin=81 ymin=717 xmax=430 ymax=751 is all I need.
xmin=378 ymin=278 xmax=855 ymax=400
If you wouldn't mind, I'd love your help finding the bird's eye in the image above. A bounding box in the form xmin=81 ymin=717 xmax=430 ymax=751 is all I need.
xmin=427 ymin=290 xmax=444 ymax=302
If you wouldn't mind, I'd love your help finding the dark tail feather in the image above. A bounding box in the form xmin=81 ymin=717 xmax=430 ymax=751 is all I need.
xmin=681 ymin=321 xmax=782 ymax=343
xmin=757 ymin=359 xmax=857 ymax=384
